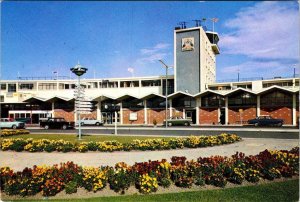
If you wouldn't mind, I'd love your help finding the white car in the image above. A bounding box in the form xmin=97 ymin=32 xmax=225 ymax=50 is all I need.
xmin=76 ymin=117 xmax=103 ymax=126
xmin=0 ymin=118 xmax=26 ymax=129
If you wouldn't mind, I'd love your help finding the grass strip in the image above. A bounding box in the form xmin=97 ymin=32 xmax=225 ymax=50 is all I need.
xmin=0 ymin=134 xmax=174 ymax=144
xmin=10 ymin=179 xmax=299 ymax=202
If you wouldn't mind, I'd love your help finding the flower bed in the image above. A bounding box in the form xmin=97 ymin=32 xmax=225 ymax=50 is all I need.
xmin=0 ymin=147 xmax=298 ymax=197
xmin=0 ymin=133 xmax=241 ymax=153
xmin=0 ymin=129 xmax=30 ymax=137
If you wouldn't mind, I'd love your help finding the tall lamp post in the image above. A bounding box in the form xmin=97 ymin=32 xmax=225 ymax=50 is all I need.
xmin=159 ymin=60 xmax=171 ymax=128
xmin=70 ymin=63 xmax=88 ymax=140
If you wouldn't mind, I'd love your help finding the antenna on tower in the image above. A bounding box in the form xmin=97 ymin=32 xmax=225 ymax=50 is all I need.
xmin=178 ymin=22 xmax=188 ymax=29
xmin=192 ymin=20 xmax=202 ymax=27
xmin=202 ymin=18 xmax=207 ymax=30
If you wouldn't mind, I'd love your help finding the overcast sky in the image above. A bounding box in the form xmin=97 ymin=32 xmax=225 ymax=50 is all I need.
xmin=1 ymin=1 xmax=299 ymax=80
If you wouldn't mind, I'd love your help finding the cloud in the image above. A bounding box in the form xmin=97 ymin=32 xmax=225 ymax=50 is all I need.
xmin=127 ymin=67 xmax=134 ymax=73
xmin=140 ymin=43 xmax=170 ymax=56
xmin=220 ymin=2 xmax=299 ymax=60
xmin=217 ymin=2 xmax=299 ymax=79
xmin=220 ymin=60 xmax=298 ymax=79
xmin=137 ymin=43 xmax=170 ymax=64
xmin=221 ymin=61 xmax=281 ymax=74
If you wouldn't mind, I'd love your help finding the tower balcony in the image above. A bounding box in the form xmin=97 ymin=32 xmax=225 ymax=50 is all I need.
xmin=205 ymin=31 xmax=220 ymax=54
xmin=212 ymin=44 xmax=220 ymax=54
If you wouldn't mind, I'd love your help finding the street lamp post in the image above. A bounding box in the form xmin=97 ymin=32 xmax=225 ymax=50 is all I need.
xmin=70 ymin=63 xmax=88 ymax=140
xmin=293 ymin=64 xmax=296 ymax=78
xmin=159 ymin=60 xmax=171 ymax=128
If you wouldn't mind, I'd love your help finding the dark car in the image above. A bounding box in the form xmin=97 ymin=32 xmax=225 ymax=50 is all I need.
xmin=248 ymin=115 xmax=284 ymax=127
xmin=40 ymin=117 xmax=75 ymax=130
xmin=15 ymin=118 xmax=32 ymax=124
xmin=163 ymin=117 xmax=192 ymax=126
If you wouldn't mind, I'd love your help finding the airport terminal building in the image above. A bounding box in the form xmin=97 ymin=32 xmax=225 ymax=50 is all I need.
xmin=0 ymin=25 xmax=299 ymax=125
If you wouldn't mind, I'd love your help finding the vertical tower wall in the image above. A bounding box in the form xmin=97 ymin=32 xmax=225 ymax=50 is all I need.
xmin=175 ymin=29 xmax=201 ymax=94
xmin=175 ymin=27 xmax=218 ymax=94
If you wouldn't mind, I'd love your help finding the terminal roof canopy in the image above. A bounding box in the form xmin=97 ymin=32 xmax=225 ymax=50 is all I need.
xmin=139 ymin=93 xmax=165 ymax=100
xmin=92 ymin=95 xmax=116 ymax=101
xmin=23 ymin=96 xmax=48 ymax=103
xmin=24 ymin=96 xmax=73 ymax=103
xmin=194 ymin=90 xmax=225 ymax=98
xmin=257 ymin=85 xmax=295 ymax=95
xmin=225 ymin=88 xmax=256 ymax=96
xmin=168 ymin=91 xmax=194 ymax=99
xmin=115 ymin=94 xmax=140 ymax=102
xmin=46 ymin=96 xmax=74 ymax=102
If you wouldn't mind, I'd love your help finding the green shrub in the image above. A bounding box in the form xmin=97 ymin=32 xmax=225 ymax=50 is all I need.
xmin=65 ymin=181 xmax=78 ymax=194
xmin=1 ymin=134 xmax=242 ymax=153
xmin=108 ymin=169 xmax=132 ymax=194
xmin=87 ymin=141 xmax=98 ymax=151
xmin=159 ymin=177 xmax=171 ymax=188
xmin=211 ymin=174 xmax=227 ymax=188
xmin=11 ymin=139 xmax=27 ymax=152
xmin=44 ymin=144 xmax=56 ymax=152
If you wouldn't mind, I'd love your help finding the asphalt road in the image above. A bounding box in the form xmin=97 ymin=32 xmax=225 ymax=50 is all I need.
xmin=28 ymin=126 xmax=299 ymax=139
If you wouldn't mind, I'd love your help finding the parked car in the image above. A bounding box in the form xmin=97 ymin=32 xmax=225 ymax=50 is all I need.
xmin=247 ymin=115 xmax=284 ymax=127
xmin=76 ymin=117 xmax=103 ymax=126
xmin=40 ymin=117 xmax=75 ymax=130
xmin=15 ymin=117 xmax=32 ymax=124
xmin=0 ymin=118 xmax=25 ymax=129
xmin=163 ymin=117 xmax=192 ymax=126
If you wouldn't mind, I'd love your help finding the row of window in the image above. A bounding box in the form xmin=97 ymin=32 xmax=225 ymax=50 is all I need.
xmin=0 ymin=79 xmax=299 ymax=92
xmin=1 ymin=91 xmax=297 ymax=113
xmin=263 ymin=82 xmax=294 ymax=88
xmin=0 ymin=80 xmax=164 ymax=91
xmin=201 ymin=92 xmax=294 ymax=107
xmin=100 ymin=92 xmax=295 ymax=110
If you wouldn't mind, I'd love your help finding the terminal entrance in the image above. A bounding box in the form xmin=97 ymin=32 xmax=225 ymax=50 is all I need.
xmin=101 ymin=112 xmax=120 ymax=124
xmin=185 ymin=110 xmax=196 ymax=124
xmin=220 ymin=108 xmax=226 ymax=125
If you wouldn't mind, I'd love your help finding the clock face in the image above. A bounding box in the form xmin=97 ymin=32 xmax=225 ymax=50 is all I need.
xmin=182 ymin=37 xmax=194 ymax=51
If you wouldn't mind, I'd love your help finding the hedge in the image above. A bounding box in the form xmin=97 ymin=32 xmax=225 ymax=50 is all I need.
xmin=1 ymin=147 xmax=298 ymax=196
xmin=0 ymin=129 xmax=30 ymax=137
xmin=0 ymin=133 xmax=241 ymax=152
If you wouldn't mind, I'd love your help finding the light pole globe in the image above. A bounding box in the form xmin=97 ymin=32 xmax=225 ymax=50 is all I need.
xmin=70 ymin=64 xmax=88 ymax=77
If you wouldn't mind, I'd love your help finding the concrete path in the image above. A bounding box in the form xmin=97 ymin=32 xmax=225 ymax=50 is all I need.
xmin=0 ymin=138 xmax=298 ymax=171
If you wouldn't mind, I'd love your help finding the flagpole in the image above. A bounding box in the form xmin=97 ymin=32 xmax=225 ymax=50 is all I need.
xmin=211 ymin=18 xmax=218 ymax=44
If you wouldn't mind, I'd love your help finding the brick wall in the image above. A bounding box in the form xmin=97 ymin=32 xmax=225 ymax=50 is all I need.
xmin=261 ymin=107 xmax=292 ymax=125
xmin=147 ymin=108 xmax=167 ymax=124
xmin=54 ymin=110 xmax=96 ymax=122
xmin=228 ymin=107 xmax=256 ymax=124
xmin=80 ymin=112 xmax=97 ymax=120
xmin=172 ymin=108 xmax=184 ymax=118
xmin=122 ymin=109 xmax=145 ymax=124
xmin=199 ymin=108 xmax=218 ymax=125
xmin=54 ymin=109 xmax=75 ymax=122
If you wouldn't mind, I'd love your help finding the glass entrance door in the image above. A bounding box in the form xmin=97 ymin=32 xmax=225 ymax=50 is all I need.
xmin=111 ymin=111 xmax=120 ymax=123
xmin=102 ymin=111 xmax=120 ymax=124
xmin=185 ymin=110 xmax=196 ymax=124
xmin=101 ymin=112 xmax=112 ymax=124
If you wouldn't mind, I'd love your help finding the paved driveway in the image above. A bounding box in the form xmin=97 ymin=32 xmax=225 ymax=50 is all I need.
xmin=0 ymin=138 xmax=298 ymax=171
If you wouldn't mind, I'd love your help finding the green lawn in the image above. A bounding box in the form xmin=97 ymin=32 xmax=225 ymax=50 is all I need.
xmin=10 ymin=179 xmax=299 ymax=202
xmin=0 ymin=134 xmax=174 ymax=143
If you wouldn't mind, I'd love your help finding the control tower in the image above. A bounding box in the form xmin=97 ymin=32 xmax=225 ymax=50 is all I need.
xmin=174 ymin=24 xmax=220 ymax=94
